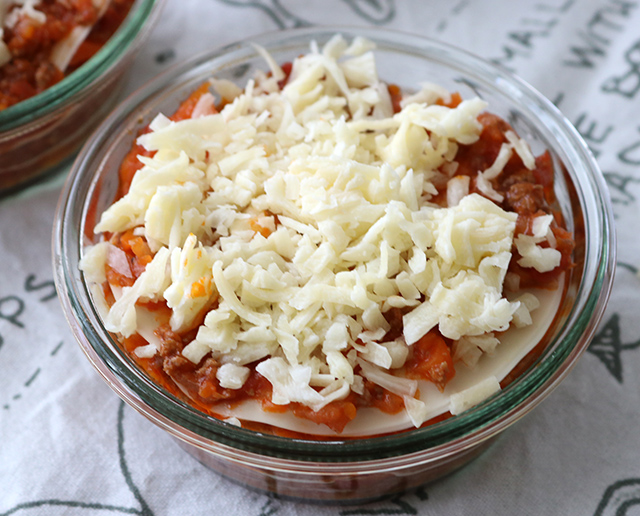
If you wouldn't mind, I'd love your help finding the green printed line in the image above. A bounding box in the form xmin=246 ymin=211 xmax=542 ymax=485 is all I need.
xmin=593 ymin=478 xmax=640 ymax=516
xmin=117 ymin=401 xmax=154 ymax=516
xmin=618 ymin=262 xmax=639 ymax=275
xmin=50 ymin=341 xmax=64 ymax=356
xmin=24 ymin=368 xmax=40 ymax=387
xmin=340 ymin=496 xmax=417 ymax=515
xmin=0 ymin=402 xmax=153 ymax=516
xmin=258 ymin=498 xmax=279 ymax=516
xmin=341 ymin=0 xmax=395 ymax=25
xmin=0 ymin=500 xmax=142 ymax=516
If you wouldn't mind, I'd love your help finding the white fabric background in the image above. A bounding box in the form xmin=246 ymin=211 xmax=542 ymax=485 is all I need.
xmin=1 ymin=1 xmax=639 ymax=514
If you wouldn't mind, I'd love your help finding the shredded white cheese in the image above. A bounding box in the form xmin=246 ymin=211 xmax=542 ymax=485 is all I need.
xmin=449 ymin=375 xmax=501 ymax=415
xmin=85 ymin=35 xmax=565 ymax=431
xmin=0 ymin=29 xmax=11 ymax=67
xmin=50 ymin=25 xmax=91 ymax=71
xmin=4 ymin=0 xmax=46 ymax=29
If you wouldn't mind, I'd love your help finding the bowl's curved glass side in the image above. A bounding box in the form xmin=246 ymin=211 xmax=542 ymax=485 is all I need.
xmin=54 ymin=26 xmax=616 ymax=475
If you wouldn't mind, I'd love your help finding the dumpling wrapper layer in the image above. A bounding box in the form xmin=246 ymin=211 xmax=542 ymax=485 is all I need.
xmin=125 ymin=282 xmax=562 ymax=437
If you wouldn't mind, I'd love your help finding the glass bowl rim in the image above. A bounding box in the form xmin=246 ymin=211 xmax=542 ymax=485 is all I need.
xmin=54 ymin=26 xmax=616 ymax=464
xmin=0 ymin=0 xmax=163 ymax=133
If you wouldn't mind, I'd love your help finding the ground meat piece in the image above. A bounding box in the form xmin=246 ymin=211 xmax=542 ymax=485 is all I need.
xmin=155 ymin=324 xmax=183 ymax=357
xmin=383 ymin=307 xmax=404 ymax=341
xmin=356 ymin=380 xmax=404 ymax=414
xmin=35 ymin=60 xmax=62 ymax=89
xmin=505 ymin=182 xmax=546 ymax=216
xmin=453 ymin=113 xmax=509 ymax=177
xmin=500 ymin=168 xmax=536 ymax=190
xmin=163 ymin=355 xmax=201 ymax=397
xmin=163 ymin=355 xmax=235 ymax=404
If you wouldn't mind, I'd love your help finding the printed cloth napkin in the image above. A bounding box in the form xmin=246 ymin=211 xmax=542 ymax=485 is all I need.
xmin=1 ymin=1 xmax=639 ymax=514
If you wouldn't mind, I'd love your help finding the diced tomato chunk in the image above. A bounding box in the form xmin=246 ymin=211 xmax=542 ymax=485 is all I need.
xmin=405 ymin=330 xmax=455 ymax=391
xmin=291 ymin=398 xmax=358 ymax=434
xmin=359 ymin=379 xmax=405 ymax=414
xmin=117 ymin=139 xmax=154 ymax=199
xmin=388 ymin=84 xmax=402 ymax=114
xmin=436 ymin=91 xmax=462 ymax=108
xmin=277 ymin=61 xmax=293 ymax=89
xmin=170 ymin=82 xmax=213 ymax=122
xmin=249 ymin=216 xmax=272 ymax=238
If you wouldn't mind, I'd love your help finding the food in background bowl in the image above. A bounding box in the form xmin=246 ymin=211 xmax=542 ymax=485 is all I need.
xmin=0 ymin=0 xmax=135 ymax=110
xmin=79 ymin=35 xmax=574 ymax=438
xmin=54 ymin=28 xmax=614 ymax=502
xmin=0 ymin=0 xmax=163 ymax=193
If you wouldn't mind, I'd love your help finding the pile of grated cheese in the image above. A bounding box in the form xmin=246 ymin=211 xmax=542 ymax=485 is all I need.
xmin=81 ymin=35 xmax=562 ymax=429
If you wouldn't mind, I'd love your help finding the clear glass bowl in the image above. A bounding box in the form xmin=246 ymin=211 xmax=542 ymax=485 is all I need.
xmin=53 ymin=27 xmax=616 ymax=503
xmin=0 ymin=0 xmax=165 ymax=194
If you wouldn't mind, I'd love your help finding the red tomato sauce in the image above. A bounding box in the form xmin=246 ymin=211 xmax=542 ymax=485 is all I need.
xmin=451 ymin=112 xmax=574 ymax=289
xmin=101 ymin=82 xmax=575 ymax=437
xmin=0 ymin=0 xmax=135 ymax=110
xmin=115 ymin=82 xmax=215 ymax=199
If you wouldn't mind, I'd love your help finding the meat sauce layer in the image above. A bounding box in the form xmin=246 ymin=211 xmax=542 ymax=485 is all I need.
xmin=0 ymin=0 xmax=134 ymax=110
